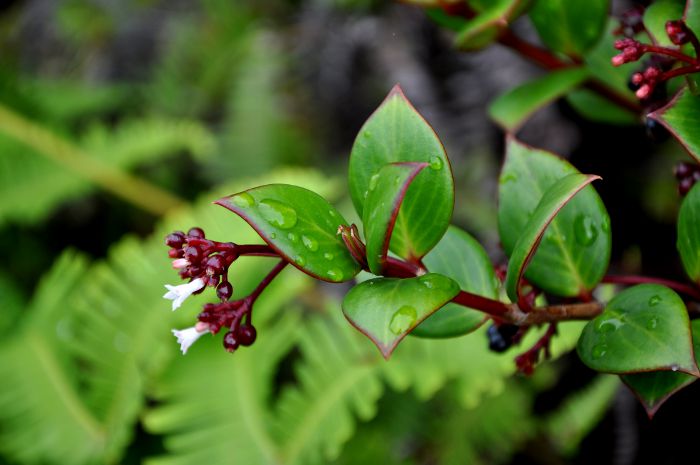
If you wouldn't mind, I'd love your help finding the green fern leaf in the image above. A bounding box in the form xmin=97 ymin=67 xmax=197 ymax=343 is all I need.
xmin=0 ymin=251 xmax=108 ymax=465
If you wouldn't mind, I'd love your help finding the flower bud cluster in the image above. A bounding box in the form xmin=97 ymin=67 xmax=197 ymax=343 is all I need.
xmin=675 ymin=162 xmax=700 ymax=196
xmin=165 ymin=227 xmax=237 ymax=301
xmin=612 ymin=38 xmax=644 ymax=67
xmin=197 ymin=300 xmax=257 ymax=352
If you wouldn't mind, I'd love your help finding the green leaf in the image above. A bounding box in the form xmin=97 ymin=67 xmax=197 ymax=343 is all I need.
xmin=489 ymin=68 xmax=590 ymax=132
xmin=364 ymin=162 xmax=428 ymax=274
xmin=566 ymin=89 xmax=638 ymax=125
xmin=505 ymin=173 xmax=601 ymax=303
xmin=342 ymin=274 xmax=460 ymax=358
xmin=216 ymin=184 xmax=361 ymax=283
xmin=412 ymin=225 xmax=498 ymax=338
xmin=455 ymin=0 xmax=528 ymax=51
xmin=644 ymin=0 xmax=685 ymax=47
xmin=529 ymin=0 xmax=610 ymax=56
xmin=648 ymin=87 xmax=700 ymax=162
xmin=577 ymin=284 xmax=699 ymax=376
xmin=678 ymin=182 xmax=700 ymax=282
xmin=498 ymin=139 xmax=612 ymax=297
xmin=685 ymin=0 xmax=700 ymax=38
xmin=621 ymin=318 xmax=700 ymax=417
xmin=349 ymin=85 xmax=454 ymax=261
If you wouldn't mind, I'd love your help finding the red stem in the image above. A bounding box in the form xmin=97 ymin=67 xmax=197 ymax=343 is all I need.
xmin=602 ymin=274 xmax=700 ymax=301
xmin=641 ymin=44 xmax=699 ymax=65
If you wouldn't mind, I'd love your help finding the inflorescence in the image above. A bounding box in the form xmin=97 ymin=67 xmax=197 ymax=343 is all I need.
xmin=163 ymin=227 xmax=269 ymax=354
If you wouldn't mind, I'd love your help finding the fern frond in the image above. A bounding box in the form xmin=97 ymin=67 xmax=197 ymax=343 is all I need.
xmin=0 ymin=115 xmax=212 ymax=225
xmin=0 ymin=251 xmax=108 ymax=465
xmin=273 ymin=310 xmax=385 ymax=465
xmin=543 ymin=374 xmax=619 ymax=455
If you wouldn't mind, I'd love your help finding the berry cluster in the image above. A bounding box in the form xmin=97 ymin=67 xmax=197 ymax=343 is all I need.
xmin=164 ymin=227 xmax=275 ymax=354
xmin=612 ymin=19 xmax=700 ymax=100
xmin=197 ymin=300 xmax=257 ymax=351
xmin=675 ymin=162 xmax=700 ymax=196
xmin=165 ymin=227 xmax=236 ymax=301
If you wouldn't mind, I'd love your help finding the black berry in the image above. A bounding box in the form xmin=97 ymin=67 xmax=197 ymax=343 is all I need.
xmin=184 ymin=246 xmax=202 ymax=263
xmin=217 ymin=281 xmax=233 ymax=301
xmin=223 ymin=331 xmax=240 ymax=352
xmin=188 ymin=227 xmax=206 ymax=239
xmin=487 ymin=324 xmax=519 ymax=353
xmin=238 ymin=324 xmax=257 ymax=346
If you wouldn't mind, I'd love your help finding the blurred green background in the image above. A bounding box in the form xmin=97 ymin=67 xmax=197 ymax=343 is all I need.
xmin=0 ymin=0 xmax=684 ymax=464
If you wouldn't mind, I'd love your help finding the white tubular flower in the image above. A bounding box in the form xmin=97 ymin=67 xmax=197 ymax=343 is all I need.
xmin=171 ymin=258 xmax=190 ymax=269
xmin=171 ymin=323 xmax=210 ymax=355
xmin=163 ymin=278 xmax=205 ymax=311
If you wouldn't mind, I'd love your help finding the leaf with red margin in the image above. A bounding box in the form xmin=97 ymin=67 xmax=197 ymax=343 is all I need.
xmin=215 ymin=184 xmax=361 ymax=283
xmin=621 ymin=316 xmax=700 ymax=418
xmin=648 ymin=87 xmax=700 ymax=162
xmin=349 ymin=85 xmax=454 ymax=263
xmin=498 ymin=138 xmax=612 ymax=298
xmin=505 ymin=173 xmax=602 ymax=304
xmin=578 ymin=284 xmax=700 ymax=377
xmin=363 ymin=162 xmax=428 ymax=275
xmin=342 ymin=273 xmax=460 ymax=359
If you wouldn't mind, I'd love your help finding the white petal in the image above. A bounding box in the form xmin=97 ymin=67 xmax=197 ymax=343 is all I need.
xmin=162 ymin=278 xmax=205 ymax=311
xmin=171 ymin=325 xmax=209 ymax=354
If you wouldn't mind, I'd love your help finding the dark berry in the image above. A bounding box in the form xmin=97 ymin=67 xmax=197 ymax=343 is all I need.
xmin=645 ymin=117 xmax=669 ymax=142
xmin=666 ymin=20 xmax=690 ymax=45
xmin=165 ymin=232 xmax=185 ymax=249
xmin=217 ymin=281 xmax=233 ymax=301
xmin=168 ymin=248 xmax=184 ymax=258
xmin=223 ymin=331 xmax=239 ymax=352
xmin=679 ymin=177 xmax=695 ymax=196
xmin=487 ymin=324 xmax=519 ymax=353
xmin=675 ymin=162 xmax=696 ymax=179
xmin=238 ymin=324 xmax=257 ymax=346
xmin=188 ymin=227 xmax=206 ymax=239
xmin=206 ymin=255 xmax=225 ymax=275
xmin=207 ymin=276 xmax=220 ymax=287
xmin=184 ymin=246 xmax=202 ymax=263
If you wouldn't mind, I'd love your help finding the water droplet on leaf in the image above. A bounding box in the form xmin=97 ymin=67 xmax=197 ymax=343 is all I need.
xmin=592 ymin=344 xmax=607 ymax=359
xmin=647 ymin=317 xmax=658 ymax=330
xmin=574 ymin=214 xmax=598 ymax=246
xmin=302 ymin=235 xmax=319 ymax=252
xmin=231 ymin=192 xmax=255 ymax=208
xmin=429 ymin=156 xmax=443 ymax=170
xmin=648 ymin=295 xmax=661 ymax=307
xmin=324 ymin=252 xmax=334 ymax=261
xmin=500 ymin=173 xmax=517 ymax=184
xmin=269 ymin=232 xmax=276 ymax=239
xmin=671 ymin=364 xmax=680 ymax=372
xmin=369 ymin=174 xmax=380 ymax=191
xmin=389 ymin=305 xmax=418 ymax=335
xmin=259 ymin=199 xmax=298 ymax=229
xmin=287 ymin=232 xmax=298 ymax=243
xmin=327 ymin=268 xmax=343 ymax=281
xmin=294 ymin=256 xmax=306 ymax=266
xmin=595 ymin=318 xmax=622 ymax=333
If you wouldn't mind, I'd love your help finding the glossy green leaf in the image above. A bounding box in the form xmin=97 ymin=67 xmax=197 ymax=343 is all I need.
xmin=455 ymin=0 xmax=528 ymax=51
xmin=644 ymin=0 xmax=685 ymax=46
xmin=685 ymin=0 xmax=700 ymax=38
xmin=489 ymin=68 xmax=590 ymax=132
xmin=363 ymin=162 xmax=428 ymax=275
xmin=648 ymin=87 xmax=700 ymax=162
xmin=621 ymin=319 xmax=700 ymax=417
xmin=412 ymin=226 xmax=498 ymax=338
xmin=342 ymin=274 xmax=460 ymax=358
xmin=578 ymin=284 xmax=699 ymax=376
xmin=216 ymin=184 xmax=361 ymax=283
xmin=529 ymin=0 xmax=610 ymax=57
xmin=677 ymin=182 xmax=700 ymax=282
xmin=349 ymin=85 xmax=454 ymax=261
xmin=566 ymin=89 xmax=638 ymax=125
xmin=498 ymin=139 xmax=612 ymax=297
xmin=505 ymin=173 xmax=601 ymax=303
